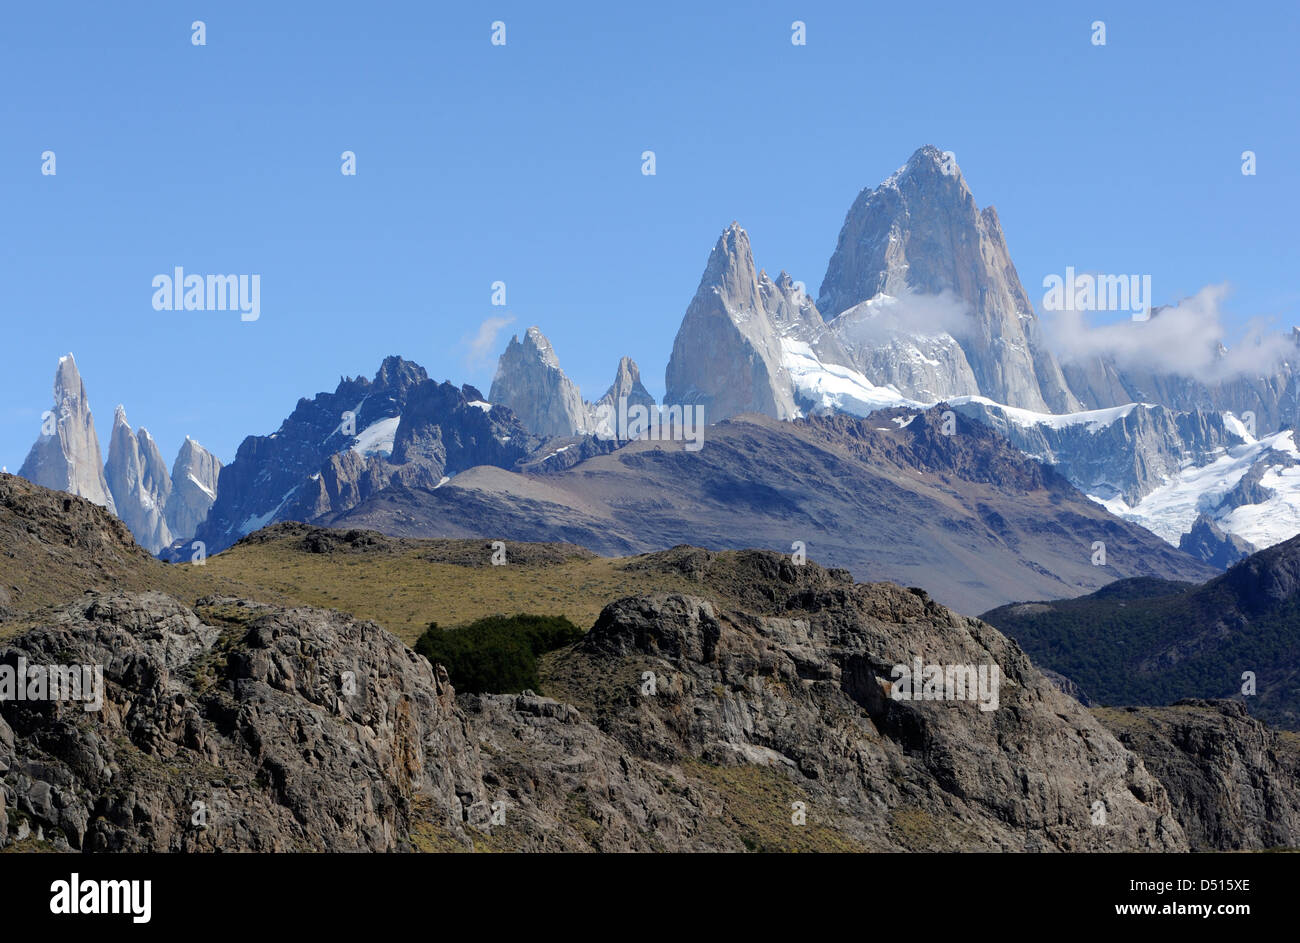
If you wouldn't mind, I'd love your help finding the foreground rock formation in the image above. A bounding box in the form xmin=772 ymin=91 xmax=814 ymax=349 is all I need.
xmin=1096 ymin=700 xmax=1300 ymax=851
xmin=2 ymin=481 xmax=1295 ymax=853
xmin=2 ymin=569 xmax=1187 ymax=852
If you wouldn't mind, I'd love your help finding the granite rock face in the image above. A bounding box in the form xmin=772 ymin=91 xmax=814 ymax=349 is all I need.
xmin=1097 ymin=700 xmax=1300 ymax=851
xmin=818 ymin=146 xmax=1080 ymax=413
xmin=165 ymin=437 xmax=222 ymax=545
xmin=104 ymin=407 xmax=174 ymax=554
xmin=1179 ymin=514 xmax=1256 ymax=569
xmin=18 ymin=356 xmax=221 ymax=555
xmin=828 ymin=293 xmax=981 ymax=404
xmin=666 ymin=223 xmax=827 ymax=421
xmin=595 ymin=356 xmax=656 ymax=414
xmin=665 ymin=148 xmax=1083 ymax=423
xmin=18 ymin=355 xmax=116 ymax=515
xmin=490 ymin=327 xmax=593 ymax=439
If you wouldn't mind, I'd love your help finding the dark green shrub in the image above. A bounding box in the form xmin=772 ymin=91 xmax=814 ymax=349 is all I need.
xmin=414 ymin=613 xmax=584 ymax=694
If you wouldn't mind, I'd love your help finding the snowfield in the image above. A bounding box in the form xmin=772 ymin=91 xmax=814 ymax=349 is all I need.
xmin=1094 ymin=430 xmax=1300 ymax=548
xmin=781 ymin=338 xmax=919 ymax=415
xmin=350 ymin=416 xmax=401 ymax=457
xmin=946 ymin=396 xmax=1141 ymax=434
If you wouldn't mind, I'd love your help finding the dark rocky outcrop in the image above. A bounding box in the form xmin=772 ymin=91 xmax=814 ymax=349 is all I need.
xmin=1096 ymin=700 xmax=1300 ymax=851
xmin=1179 ymin=513 xmax=1256 ymax=569
xmin=0 ymin=593 xmax=489 ymax=851
xmin=191 ymin=359 xmax=540 ymax=556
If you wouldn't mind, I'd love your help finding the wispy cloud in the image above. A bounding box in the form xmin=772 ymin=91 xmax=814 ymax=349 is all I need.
xmin=464 ymin=315 xmax=515 ymax=367
xmin=834 ymin=289 xmax=974 ymax=342
xmin=1043 ymin=283 xmax=1294 ymax=382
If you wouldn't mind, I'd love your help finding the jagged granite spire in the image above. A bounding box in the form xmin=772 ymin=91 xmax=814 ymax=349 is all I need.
xmin=104 ymin=406 xmax=174 ymax=553
xmin=818 ymin=145 xmax=1081 ymax=413
xmin=596 ymin=356 xmax=656 ymax=411
xmin=18 ymin=354 xmax=117 ymax=514
xmin=489 ymin=326 xmax=592 ymax=438
xmin=665 ymin=223 xmax=804 ymax=421
xmin=165 ymin=436 xmax=222 ymax=542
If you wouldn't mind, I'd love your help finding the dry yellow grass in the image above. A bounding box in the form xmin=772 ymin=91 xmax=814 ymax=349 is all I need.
xmin=190 ymin=536 xmax=698 ymax=645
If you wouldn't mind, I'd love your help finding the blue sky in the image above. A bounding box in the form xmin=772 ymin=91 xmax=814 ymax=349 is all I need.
xmin=2 ymin=0 xmax=1297 ymax=470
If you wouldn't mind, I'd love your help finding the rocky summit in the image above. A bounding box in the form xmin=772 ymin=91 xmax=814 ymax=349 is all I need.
xmin=657 ymin=147 xmax=1300 ymax=556
xmin=18 ymin=355 xmax=116 ymax=516
xmin=489 ymin=326 xmax=594 ymax=439
xmin=819 ymin=146 xmax=1080 ymax=413
xmin=190 ymin=356 xmax=542 ymax=556
xmin=18 ymin=356 xmax=221 ymax=556
xmin=164 ymin=436 xmax=222 ymax=549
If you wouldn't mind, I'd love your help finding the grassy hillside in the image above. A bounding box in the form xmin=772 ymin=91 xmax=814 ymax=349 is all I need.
xmin=0 ymin=479 xmax=702 ymax=647
xmin=198 ymin=525 xmax=702 ymax=645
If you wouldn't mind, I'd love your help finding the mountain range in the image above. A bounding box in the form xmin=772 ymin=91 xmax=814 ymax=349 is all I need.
xmin=17 ymin=145 xmax=1300 ymax=594
xmin=306 ymin=406 xmax=1217 ymax=615
xmin=16 ymin=355 xmax=221 ymax=555
xmin=657 ymin=146 xmax=1300 ymax=558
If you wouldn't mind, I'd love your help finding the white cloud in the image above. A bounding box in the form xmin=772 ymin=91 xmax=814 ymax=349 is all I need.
xmin=833 ymin=289 xmax=974 ymax=343
xmin=1043 ymin=283 xmax=1294 ymax=382
xmin=464 ymin=315 xmax=515 ymax=366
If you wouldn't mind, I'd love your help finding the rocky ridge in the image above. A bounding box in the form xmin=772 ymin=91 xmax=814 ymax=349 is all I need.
xmin=191 ymin=357 xmax=543 ymax=556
